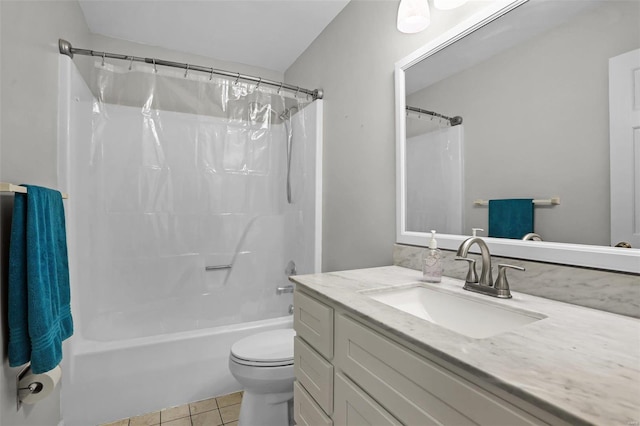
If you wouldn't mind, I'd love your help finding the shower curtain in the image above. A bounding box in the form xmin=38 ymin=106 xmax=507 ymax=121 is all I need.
xmin=405 ymin=125 xmax=464 ymax=235
xmin=73 ymin=61 xmax=314 ymax=340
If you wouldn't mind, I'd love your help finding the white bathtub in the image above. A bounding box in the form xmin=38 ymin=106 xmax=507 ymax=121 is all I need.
xmin=61 ymin=315 xmax=293 ymax=426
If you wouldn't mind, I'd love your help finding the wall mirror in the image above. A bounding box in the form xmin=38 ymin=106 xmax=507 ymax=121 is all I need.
xmin=395 ymin=0 xmax=640 ymax=273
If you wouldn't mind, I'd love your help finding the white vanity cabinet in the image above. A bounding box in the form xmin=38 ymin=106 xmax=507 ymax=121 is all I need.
xmin=294 ymin=288 xmax=570 ymax=426
xmin=293 ymin=290 xmax=335 ymax=425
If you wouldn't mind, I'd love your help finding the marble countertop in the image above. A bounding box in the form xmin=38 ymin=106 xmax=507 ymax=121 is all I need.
xmin=290 ymin=266 xmax=640 ymax=426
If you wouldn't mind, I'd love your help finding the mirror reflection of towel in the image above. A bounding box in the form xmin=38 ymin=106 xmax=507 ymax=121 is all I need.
xmin=488 ymin=199 xmax=534 ymax=239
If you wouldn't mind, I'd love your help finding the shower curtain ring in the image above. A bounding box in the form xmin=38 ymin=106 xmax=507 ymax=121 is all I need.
xmin=128 ymin=57 xmax=134 ymax=71
xmin=101 ymin=52 xmax=105 ymax=67
xmin=295 ymin=87 xmax=300 ymax=97
xmin=184 ymin=64 xmax=190 ymax=78
xmin=209 ymin=68 xmax=214 ymax=80
xmin=153 ymin=58 xmax=157 ymax=73
xmin=234 ymin=73 xmax=240 ymax=85
xmin=256 ymin=77 xmax=262 ymax=89
xmin=277 ymin=82 xmax=284 ymax=94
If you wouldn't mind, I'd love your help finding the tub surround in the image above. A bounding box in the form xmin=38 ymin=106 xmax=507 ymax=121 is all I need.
xmin=58 ymin=58 xmax=321 ymax=426
xmin=290 ymin=266 xmax=640 ymax=425
xmin=394 ymin=243 xmax=640 ymax=318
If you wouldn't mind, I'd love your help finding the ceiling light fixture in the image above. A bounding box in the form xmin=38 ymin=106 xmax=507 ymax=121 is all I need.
xmin=433 ymin=0 xmax=469 ymax=10
xmin=397 ymin=0 xmax=431 ymax=34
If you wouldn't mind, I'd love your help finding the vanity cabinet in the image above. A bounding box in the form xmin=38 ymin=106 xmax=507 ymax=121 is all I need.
xmin=293 ymin=288 xmax=567 ymax=426
xmin=293 ymin=290 xmax=335 ymax=425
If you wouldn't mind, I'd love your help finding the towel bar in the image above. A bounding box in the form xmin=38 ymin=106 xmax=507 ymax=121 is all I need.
xmin=205 ymin=265 xmax=232 ymax=271
xmin=474 ymin=197 xmax=560 ymax=206
xmin=0 ymin=182 xmax=69 ymax=199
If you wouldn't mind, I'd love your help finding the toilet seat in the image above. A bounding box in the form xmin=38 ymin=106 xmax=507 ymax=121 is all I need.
xmin=230 ymin=329 xmax=295 ymax=367
xmin=230 ymin=354 xmax=293 ymax=368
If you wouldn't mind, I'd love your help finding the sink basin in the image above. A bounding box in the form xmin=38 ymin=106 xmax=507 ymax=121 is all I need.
xmin=364 ymin=285 xmax=545 ymax=339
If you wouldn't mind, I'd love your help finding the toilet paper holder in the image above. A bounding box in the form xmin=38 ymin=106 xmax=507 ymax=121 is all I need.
xmin=15 ymin=363 xmax=62 ymax=409
xmin=16 ymin=364 xmax=42 ymax=410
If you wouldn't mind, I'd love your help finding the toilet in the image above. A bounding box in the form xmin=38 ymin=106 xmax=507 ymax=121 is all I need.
xmin=228 ymin=329 xmax=296 ymax=426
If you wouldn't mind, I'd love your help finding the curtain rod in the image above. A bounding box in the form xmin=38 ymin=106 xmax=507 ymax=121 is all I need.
xmin=58 ymin=39 xmax=323 ymax=100
xmin=406 ymin=105 xmax=462 ymax=126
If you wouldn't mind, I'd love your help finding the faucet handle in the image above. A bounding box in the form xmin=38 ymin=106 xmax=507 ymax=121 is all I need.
xmin=471 ymin=228 xmax=484 ymax=237
xmin=494 ymin=264 xmax=525 ymax=297
xmin=455 ymin=256 xmax=479 ymax=284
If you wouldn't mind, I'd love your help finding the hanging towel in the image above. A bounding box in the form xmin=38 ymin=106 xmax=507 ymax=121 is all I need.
xmin=8 ymin=185 xmax=73 ymax=374
xmin=488 ymin=198 xmax=534 ymax=239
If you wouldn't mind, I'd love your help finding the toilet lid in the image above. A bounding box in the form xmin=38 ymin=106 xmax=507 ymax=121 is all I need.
xmin=231 ymin=329 xmax=295 ymax=364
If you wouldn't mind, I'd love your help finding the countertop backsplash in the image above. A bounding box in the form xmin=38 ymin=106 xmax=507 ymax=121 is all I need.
xmin=393 ymin=243 xmax=640 ymax=319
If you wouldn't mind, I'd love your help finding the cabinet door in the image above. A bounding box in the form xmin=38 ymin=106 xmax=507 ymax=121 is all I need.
xmin=334 ymin=373 xmax=401 ymax=426
xmin=295 ymin=336 xmax=334 ymax=414
xmin=294 ymin=291 xmax=334 ymax=359
xmin=294 ymin=381 xmax=333 ymax=426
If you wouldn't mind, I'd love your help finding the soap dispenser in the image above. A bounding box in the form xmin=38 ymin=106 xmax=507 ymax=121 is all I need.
xmin=422 ymin=230 xmax=443 ymax=283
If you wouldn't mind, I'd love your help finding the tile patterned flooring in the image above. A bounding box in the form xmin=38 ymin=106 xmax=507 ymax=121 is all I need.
xmin=101 ymin=391 xmax=243 ymax=426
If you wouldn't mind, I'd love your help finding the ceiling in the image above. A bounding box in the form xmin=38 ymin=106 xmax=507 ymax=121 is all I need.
xmin=78 ymin=0 xmax=351 ymax=73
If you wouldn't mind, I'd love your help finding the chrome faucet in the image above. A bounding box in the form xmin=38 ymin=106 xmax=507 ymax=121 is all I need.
xmin=455 ymin=236 xmax=524 ymax=299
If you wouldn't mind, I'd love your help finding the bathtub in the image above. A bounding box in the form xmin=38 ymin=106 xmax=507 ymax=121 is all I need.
xmin=61 ymin=315 xmax=293 ymax=426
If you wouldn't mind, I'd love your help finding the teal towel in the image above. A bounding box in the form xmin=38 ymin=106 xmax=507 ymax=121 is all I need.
xmin=8 ymin=185 xmax=73 ymax=374
xmin=488 ymin=198 xmax=534 ymax=239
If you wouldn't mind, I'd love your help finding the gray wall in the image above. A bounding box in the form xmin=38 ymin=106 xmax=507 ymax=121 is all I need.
xmin=0 ymin=2 xmax=90 ymax=424
xmin=285 ymin=0 xmax=489 ymax=272
xmin=407 ymin=1 xmax=640 ymax=246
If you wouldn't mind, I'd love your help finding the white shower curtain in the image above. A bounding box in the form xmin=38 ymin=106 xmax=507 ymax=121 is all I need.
xmin=405 ymin=125 xmax=464 ymax=235
xmin=73 ymin=60 xmax=315 ymax=340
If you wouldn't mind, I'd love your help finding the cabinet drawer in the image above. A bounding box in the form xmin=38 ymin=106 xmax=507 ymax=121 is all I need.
xmin=294 ymin=381 xmax=333 ymax=426
xmin=294 ymin=291 xmax=334 ymax=359
xmin=335 ymin=314 xmax=545 ymax=426
xmin=295 ymin=336 xmax=334 ymax=414
xmin=334 ymin=373 xmax=401 ymax=426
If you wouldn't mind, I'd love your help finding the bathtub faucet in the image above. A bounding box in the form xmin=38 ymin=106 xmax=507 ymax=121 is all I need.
xmin=276 ymin=285 xmax=294 ymax=295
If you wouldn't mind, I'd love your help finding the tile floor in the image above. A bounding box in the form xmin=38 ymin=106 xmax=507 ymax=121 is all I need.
xmin=101 ymin=391 xmax=243 ymax=426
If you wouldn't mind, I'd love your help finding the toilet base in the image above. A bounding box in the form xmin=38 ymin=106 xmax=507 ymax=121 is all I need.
xmin=238 ymin=390 xmax=293 ymax=426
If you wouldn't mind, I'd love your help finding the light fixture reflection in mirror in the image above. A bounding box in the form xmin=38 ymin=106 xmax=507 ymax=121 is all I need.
xmin=397 ymin=0 xmax=431 ymax=33
xmin=394 ymin=0 xmax=640 ymax=273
